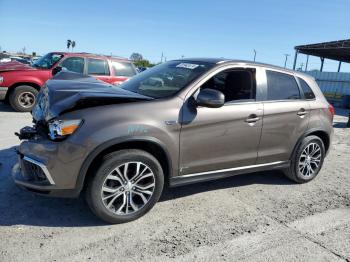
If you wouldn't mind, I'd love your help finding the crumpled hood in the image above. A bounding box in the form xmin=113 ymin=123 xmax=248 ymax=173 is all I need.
xmin=32 ymin=71 xmax=152 ymax=122
xmin=0 ymin=61 xmax=36 ymax=72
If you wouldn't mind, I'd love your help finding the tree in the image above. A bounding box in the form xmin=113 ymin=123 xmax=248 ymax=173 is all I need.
xmin=130 ymin=52 xmax=143 ymax=61
xmin=71 ymin=41 xmax=76 ymax=51
xmin=67 ymin=39 xmax=76 ymax=52
xmin=133 ymin=59 xmax=155 ymax=68
xmin=67 ymin=39 xmax=72 ymax=51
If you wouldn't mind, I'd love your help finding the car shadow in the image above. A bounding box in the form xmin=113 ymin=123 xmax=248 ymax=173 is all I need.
xmin=0 ymin=146 xmax=293 ymax=227
xmin=160 ymin=170 xmax=292 ymax=202
xmin=0 ymin=102 xmax=14 ymax=112
xmin=0 ymin=146 xmax=104 ymax=227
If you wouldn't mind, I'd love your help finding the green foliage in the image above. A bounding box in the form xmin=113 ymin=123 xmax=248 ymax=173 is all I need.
xmin=130 ymin=52 xmax=155 ymax=68
xmin=133 ymin=59 xmax=155 ymax=68
xmin=130 ymin=52 xmax=143 ymax=61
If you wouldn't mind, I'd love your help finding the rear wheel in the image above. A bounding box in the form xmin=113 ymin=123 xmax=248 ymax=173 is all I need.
xmin=86 ymin=149 xmax=164 ymax=224
xmin=9 ymin=85 xmax=38 ymax=112
xmin=283 ymin=135 xmax=325 ymax=183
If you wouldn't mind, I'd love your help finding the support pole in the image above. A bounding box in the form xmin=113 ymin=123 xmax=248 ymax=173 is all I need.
xmin=320 ymin=57 xmax=324 ymax=72
xmin=293 ymin=50 xmax=298 ymax=70
xmin=305 ymin=55 xmax=309 ymax=71
xmin=284 ymin=54 xmax=290 ymax=68
xmin=253 ymin=49 xmax=257 ymax=62
xmin=338 ymin=61 xmax=342 ymax=72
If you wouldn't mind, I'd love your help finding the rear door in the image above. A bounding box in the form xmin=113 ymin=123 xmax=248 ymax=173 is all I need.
xmin=110 ymin=60 xmax=137 ymax=85
xmin=257 ymin=69 xmax=310 ymax=164
xmin=86 ymin=58 xmax=111 ymax=83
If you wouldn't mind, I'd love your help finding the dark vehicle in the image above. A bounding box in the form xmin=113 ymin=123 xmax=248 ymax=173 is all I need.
xmin=13 ymin=58 xmax=334 ymax=223
xmin=137 ymin=67 xmax=148 ymax=73
xmin=0 ymin=52 xmax=137 ymax=112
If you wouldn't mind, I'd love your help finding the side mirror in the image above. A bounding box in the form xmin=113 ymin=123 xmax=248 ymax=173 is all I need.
xmin=52 ymin=66 xmax=63 ymax=76
xmin=196 ymin=88 xmax=225 ymax=108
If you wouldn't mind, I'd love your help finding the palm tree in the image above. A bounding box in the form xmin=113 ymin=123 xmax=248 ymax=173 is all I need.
xmin=71 ymin=41 xmax=76 ymax=52
xmin=67 ymin=39 xmax=72 ymax=51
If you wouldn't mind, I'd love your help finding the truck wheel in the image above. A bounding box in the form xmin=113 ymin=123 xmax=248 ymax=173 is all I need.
xmin=9 ymin=85 xmax=38 ymax=112
xmin=283 ymin=135 xmax=325 ymax=183
xmin=86 ymin=149 xmax=164 ymax=224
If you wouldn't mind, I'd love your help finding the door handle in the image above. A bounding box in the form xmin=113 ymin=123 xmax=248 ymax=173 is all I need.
xmin=297 ymin=108 xmax=308 ymax=117
xmin=245 ymin=114 xmax=260 ymax=123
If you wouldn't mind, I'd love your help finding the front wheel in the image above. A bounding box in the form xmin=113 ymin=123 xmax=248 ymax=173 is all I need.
xmin=86 ymin=149 xmax=164 ymax=224
xmin=283 ymin=135 xmax=325 ymax=183
xmin=9 ymin=85 xmax=38 ymax=112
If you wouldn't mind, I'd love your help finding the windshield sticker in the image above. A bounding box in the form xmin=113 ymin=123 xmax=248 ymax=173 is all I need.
xmin=176 ymin=63 xmax=199 ymax=69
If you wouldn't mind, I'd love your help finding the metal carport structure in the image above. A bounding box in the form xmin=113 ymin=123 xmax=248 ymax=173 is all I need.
xmin=293 ymin=39 xmax=350 ymax=72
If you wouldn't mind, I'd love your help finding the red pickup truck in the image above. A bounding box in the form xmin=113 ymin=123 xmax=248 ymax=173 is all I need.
xmin=0 ymin=52 xmax=137 ymax=111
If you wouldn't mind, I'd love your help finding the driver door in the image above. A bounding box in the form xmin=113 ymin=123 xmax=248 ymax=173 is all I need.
xmin=179 ymin=67 xmax=264 ymax=175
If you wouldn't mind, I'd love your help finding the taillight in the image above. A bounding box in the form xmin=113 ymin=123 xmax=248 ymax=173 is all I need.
xmin=328 ymin=104 xmax=335 ymax=119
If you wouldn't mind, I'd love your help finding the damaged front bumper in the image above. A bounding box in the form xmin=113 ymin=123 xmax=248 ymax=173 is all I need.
xmin=12 ymin=155 xmax=56 ymax=195
xmin=12 ymin=126 xmax=88 ymax=198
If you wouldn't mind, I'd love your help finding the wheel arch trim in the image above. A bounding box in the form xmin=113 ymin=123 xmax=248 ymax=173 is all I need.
xmin=290 ymin=128 xmax=331 ymax=160
xmin=75 ymin=136 xmax=173 ymax=194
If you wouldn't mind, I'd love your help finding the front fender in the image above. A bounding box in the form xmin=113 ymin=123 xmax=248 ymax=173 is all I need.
xmin=74 ymin=136 xmax=174 ymax=194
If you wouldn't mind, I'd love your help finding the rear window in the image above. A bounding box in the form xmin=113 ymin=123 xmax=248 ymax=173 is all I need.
xmin=112 ymin=61 xmax=136 ymax=77
xmin=266 ymin=70 xmax=301 ymax=100
xmin=298 ymin=77 xmax=315 ymax=99
xmin=87 ymin=58 xmax=110 ymax=75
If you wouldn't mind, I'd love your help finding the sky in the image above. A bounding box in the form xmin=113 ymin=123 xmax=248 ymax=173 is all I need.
xmin=1 ymin=0 xmax=350 ymax=71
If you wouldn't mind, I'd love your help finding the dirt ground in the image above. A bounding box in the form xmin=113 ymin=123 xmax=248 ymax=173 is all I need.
xmin=0 ymin=102 xmax=349 ymax=262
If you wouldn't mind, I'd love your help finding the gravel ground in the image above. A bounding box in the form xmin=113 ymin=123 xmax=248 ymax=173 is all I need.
xmin=0 ymin=102 xmax=349 ymax=262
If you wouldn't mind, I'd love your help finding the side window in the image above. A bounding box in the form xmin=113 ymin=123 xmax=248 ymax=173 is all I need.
xmin=266 ymin=70 xmax=300 ymax=100
xmin=201 ymin=69 xmax=256 ymax=103
xmin=298 ymin=77 xmax=315 ymax=99
xmin=112 ymin=61 xmax=137 ymax=77
xmin=60 ymin=57 xmax=84 ymax=74
xmin=87 ymin=58 xmax=110 ymax=75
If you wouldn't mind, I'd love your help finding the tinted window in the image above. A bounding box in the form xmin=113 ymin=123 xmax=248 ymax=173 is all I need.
xmin=201 ymin=70 xmax=256 ymax=103
xmin=266 ymin=70 xmax=300 ymax=100
xmin=112 ymin=61 xmax=136 ymax=77
xmin=298 ymin=77 xmax=315 ymax=99
xmin=87 ymin=58 xmax=109 ymax=75
xmin=61 ymin=57 xmax=84 ymax=74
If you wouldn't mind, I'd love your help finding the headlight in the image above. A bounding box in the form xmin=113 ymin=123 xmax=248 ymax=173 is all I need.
xmin=48 ymin=119 xmax=82 ymax=140
xmin=0 ymin=76 xmax=3 ymax=84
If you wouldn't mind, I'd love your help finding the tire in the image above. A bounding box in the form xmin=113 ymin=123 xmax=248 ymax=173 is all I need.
xmin=86 ymin=149 xmax=164 ymax=224
xmin=283 ymin=135 xmax=325 ymax=183
xmin=9 ymin=85 xmax=38 ymax=112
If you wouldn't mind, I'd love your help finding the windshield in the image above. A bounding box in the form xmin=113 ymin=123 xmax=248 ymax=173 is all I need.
xmin=32 ymin=53 xmax=63 ymax=69
xmin=119 ymin=60 xmax=214 ymax=98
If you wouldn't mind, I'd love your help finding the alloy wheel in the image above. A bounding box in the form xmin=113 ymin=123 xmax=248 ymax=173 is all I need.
xmin=298 ymin=142 xmax=322 ymax=178
xmin=101 ymin=162 xmax=156 ymax=215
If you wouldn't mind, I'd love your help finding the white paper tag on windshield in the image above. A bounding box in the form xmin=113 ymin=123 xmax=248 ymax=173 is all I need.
xmin=176 ymin=63 xmax=199 ymax=69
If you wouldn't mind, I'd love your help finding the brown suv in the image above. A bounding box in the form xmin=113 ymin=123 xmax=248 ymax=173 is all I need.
xmin=12 ymin=58 xmax=334 ymax=223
